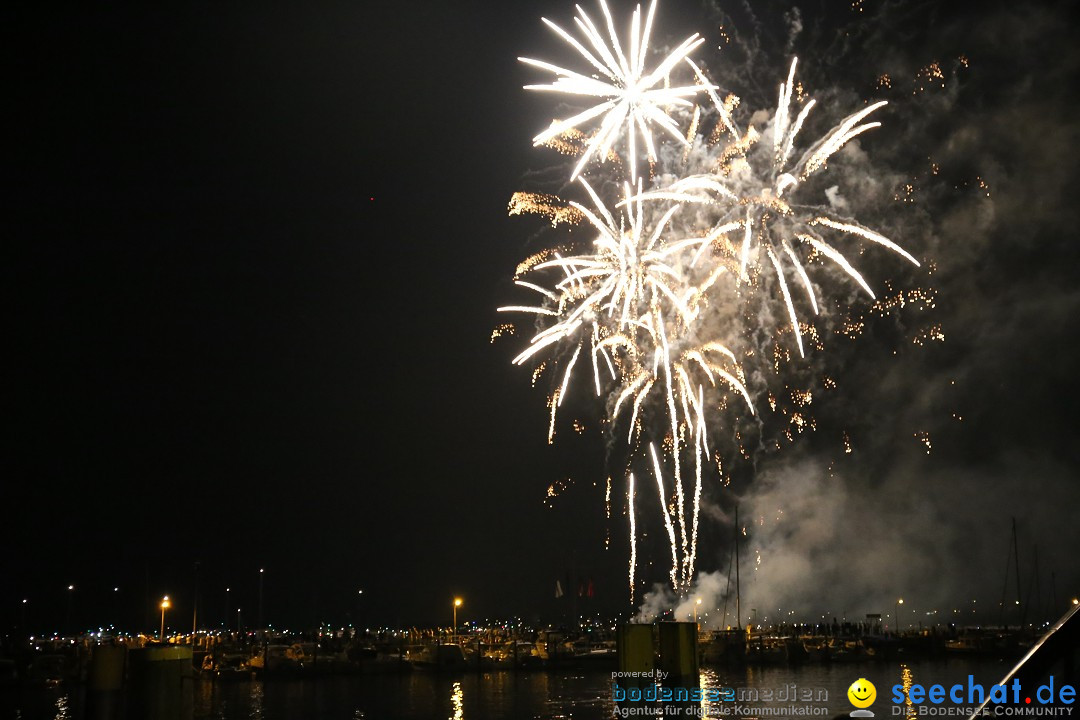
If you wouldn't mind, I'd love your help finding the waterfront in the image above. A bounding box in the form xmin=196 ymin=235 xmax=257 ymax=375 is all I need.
xmin=3 ymin=654 xmax=1016 ymax=720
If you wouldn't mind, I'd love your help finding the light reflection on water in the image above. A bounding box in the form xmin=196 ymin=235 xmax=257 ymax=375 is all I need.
xmin=53 ymin=694 xmax=70 ymax=720
xmin=248 ymin=680 xmax=264 ymax=720
xmin=2 ymin=657 xmax=1013 ymax=720
xmin=450 ymin=680 xmax=463 ymax=720
xmin=901 ymin=664 xmax=917 ymax=720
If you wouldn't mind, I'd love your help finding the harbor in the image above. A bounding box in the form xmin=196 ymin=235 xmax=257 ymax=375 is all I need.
xmin=0 ymin=620 xmax=1050 ymax=681
xmin=0 ymin=623 xmax=1049 ymax=720
xmin=0 ymin=611 xmax=1061 ymax=719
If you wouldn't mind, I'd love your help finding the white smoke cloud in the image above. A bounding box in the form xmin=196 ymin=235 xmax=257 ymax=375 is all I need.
xmin=824 ymin=185 xmax=849 ymax=212
xmin=638 ymin=450 xmax=1080 ymax=626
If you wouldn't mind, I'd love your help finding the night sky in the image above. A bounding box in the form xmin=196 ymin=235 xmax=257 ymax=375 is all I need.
xmin=5 ymin=0 xmax=1079 ymax=635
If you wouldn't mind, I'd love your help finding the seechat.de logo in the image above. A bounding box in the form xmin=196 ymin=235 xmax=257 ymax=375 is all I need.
xmin=849 ymin=678 xmax=878 ymax=718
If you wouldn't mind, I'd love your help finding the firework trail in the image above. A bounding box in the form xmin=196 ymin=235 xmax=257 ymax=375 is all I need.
xmin=502 ymin=0 xmax=920 ymax=599
xmin=498 ymin=176 xmax=751 ymax=589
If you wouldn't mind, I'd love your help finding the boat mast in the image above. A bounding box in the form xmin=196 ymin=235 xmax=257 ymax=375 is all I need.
xmin=735 ymin=504 xmax=741 ymax=632
xmin=1012 ymin=517 xmax=1022 ymax=624
xmin=998 ymin=517 xmax=1022 ymax=627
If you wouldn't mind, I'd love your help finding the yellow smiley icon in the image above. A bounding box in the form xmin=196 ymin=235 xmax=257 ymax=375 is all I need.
xmin=848 ymin=678 xmax=876 ymax=708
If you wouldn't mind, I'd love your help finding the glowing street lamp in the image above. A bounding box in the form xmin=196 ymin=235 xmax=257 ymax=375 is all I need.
xmin=896 ymin=598 xmax=904 ymax=633
xmin=258 ymin=568 xmax=265 ymax=630
xmin=160 ymin=596 xmax=171 ymax=641
xmin=453 ymin=598 xmax=463 ymax=641
xmin=65 ymin=585 xmax=75 ymax=634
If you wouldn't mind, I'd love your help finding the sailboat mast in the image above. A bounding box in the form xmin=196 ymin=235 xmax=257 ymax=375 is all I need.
xmin=1012 ymin=517 xmax=1022 ymax=623
xmin=735 ymin=504 xmax=741 ymax=631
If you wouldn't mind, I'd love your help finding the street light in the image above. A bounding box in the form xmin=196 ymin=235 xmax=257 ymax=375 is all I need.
xmin=453 ymin=598 xmax=463 ymax=642
xmin=160 ymin=596 xmax=171 ymax=641
xmin=258 ymin=568 xmax=265 ymax=631
xmin=192 ymin=561 xmax=200 ymax=636
xmin=896 ymin=598 xmax=904 ymax=633
xmin=66 ymin=585 xmax=75 ymax=634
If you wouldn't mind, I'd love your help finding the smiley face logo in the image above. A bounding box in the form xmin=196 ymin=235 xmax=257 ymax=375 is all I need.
xmin=847 ymin=678 xmax=877 ymax=709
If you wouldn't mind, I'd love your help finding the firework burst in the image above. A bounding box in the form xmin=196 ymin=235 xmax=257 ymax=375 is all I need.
xmin=520 ymin=0 xmax=708 ymax=181
xmin=502 ymin=1 xmax=922 ymax=600
xmin=636 ymin=58 xmax=921 ymax=357
xmin=500 ymin=177 xmax=751 ymax=589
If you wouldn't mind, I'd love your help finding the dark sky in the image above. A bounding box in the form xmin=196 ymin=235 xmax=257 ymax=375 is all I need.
xmin=4 ymin=0 xmax=1079 ymax=634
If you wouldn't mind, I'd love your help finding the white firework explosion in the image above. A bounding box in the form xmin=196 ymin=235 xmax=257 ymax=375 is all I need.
xmin=520 ymin=0 xmax=708 ymax=181
xmin=500 ymin=178 xmax=751 ymax=590
xmin=502 ymin=2 xmax=923 ymax=600
xmin=637 ymin=58 xmax=921 ymax=357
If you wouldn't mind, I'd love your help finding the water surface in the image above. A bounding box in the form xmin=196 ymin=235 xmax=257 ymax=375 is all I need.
xmin=3 ymin=655 xmax=1014 ymax=720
